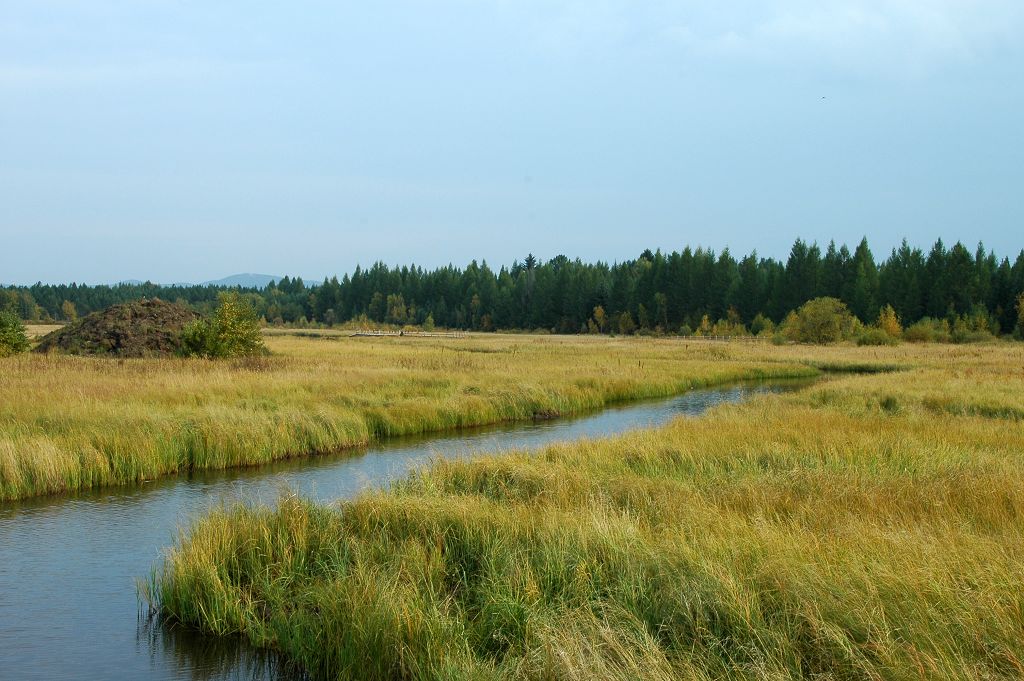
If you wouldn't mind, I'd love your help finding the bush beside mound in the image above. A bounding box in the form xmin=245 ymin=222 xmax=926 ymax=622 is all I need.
xmin=179 ymin=291 xmax=267 ymax=358
xmin=34 ymin=299 xmax=200 ymax=357
xmin=0 ymin=311 xmax=30 ymax=356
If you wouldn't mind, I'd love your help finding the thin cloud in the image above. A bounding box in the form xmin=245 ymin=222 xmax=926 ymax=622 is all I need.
xmin=660 ymin=1 xmax=1024 ymax=75
xmin=0 ymin=57 xmax=266 ymax=88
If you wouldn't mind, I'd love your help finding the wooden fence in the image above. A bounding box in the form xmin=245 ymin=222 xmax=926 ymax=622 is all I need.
xmin=676 ymin=334 xmax=769 ymax=343
xmin=349 ymin=330 xmax=467 ymax=339
xmin=348 ymin=330 xmax=767 ymax=342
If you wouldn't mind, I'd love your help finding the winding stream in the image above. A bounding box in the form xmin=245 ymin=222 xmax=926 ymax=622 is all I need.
xmin=0 ymin=380 xmax=810 ymax=681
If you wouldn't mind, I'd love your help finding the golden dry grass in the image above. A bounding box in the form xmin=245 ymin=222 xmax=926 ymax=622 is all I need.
xmin=149 ymin=341 xmax=1024 ymax=680
xmin=1 ymin=333 xmax=819 ymax=500
xmin=23 ymin=323 xmax=63 ymax=339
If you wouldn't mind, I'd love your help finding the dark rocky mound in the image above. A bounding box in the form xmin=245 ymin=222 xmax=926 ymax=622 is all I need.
xmin=35 ymin=299 xmax=200 ymax=357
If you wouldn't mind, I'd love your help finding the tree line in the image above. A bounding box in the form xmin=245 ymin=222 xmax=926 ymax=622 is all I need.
xmin=4 ymin=237 xmax=1023 ymax=336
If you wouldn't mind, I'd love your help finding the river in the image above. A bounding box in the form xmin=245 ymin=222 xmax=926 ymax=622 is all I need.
xmin=0 ymin=380 xmax=808 ymax=681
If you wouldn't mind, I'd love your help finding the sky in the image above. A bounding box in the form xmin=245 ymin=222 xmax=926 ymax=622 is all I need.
xmin=1 ymin=1 xmax=1022 ymax=285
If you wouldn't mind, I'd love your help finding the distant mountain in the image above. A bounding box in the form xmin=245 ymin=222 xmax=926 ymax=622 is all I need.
xmin=201 ymin=273 xmax=281 ymax=288
xmin=108 ymin=274 xmax=282 ymax=288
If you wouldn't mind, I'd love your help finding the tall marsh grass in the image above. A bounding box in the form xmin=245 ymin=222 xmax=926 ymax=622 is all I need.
xmin=0 ymin=334 xmax=818 ymax=501
xmin=150 ymin=343 xmax=1024 ymax=680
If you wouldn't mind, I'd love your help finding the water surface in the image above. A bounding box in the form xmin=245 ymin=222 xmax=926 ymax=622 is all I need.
xmin=0 ymin=381 xmax=808 ymax=681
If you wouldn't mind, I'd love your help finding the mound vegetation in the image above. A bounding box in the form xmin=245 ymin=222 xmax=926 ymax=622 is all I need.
xmin=150 ymin=345 xmax=1024 ymax=680
xmin=34 ymin=298 xmax=199 ymax=357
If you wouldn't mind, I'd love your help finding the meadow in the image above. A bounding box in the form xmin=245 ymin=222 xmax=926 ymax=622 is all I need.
xmin=149 ymin=342 xmax=1024 ymax=680
xmin=0 ymin=331 xmax=816 ymax=501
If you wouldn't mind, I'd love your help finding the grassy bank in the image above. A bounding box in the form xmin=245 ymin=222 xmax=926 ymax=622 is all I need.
xmin=150 ymin=343 xmax=1024 ymax=680
xmin=0 ymin=334 xmax=816 ymax=501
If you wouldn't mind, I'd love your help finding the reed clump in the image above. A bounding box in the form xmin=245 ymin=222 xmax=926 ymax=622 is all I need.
xmin=150 ymin=343 xmax=1024 ymax=680
xmin=1 ymin=334 xmax=818 ymax=501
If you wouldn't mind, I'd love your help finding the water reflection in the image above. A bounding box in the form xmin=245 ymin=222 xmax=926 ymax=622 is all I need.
xmin=138 ymin=615 xmax=309 ymax=681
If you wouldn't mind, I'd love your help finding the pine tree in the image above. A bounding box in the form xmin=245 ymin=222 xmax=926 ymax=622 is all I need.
xmin=849 ymin=238 xmax=879 ymax=322
xmin=925 ymin=239 xmax=950 ymax=318
xmin=945 ymin=242 xmax=976 ymax=316
xmin=784 ymin=239 xmax=822 ymax=312
xmin=821 ymin=241 xmax=846 ymax=299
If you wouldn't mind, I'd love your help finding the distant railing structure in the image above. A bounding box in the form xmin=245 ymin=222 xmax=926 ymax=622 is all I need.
xmin=676 ymin=334 xmax=770 ymax=343
xmin=350 ymin=330 xmax=467 ymax=339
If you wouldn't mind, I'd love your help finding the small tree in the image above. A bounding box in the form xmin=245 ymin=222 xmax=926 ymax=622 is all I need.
xmin=61 ymin=300 xmax=78 ymax=322
xmin=876 ymin=304 xmax=902 ymax=338
xmin=779 ymin=311 xmax=801 ymax=342
xmin=0 ymin=311 xmax=30 ymax=356
xmin=423 ymin=313 xmax=435 ymax=332
xmin=386 ymin=293 xmax=408 ymax=325
xmin=618 ymin=311 xmax=636 ymax=335
xmin=217 ymin=292 xmax=265 ymax=356
xmin=654 ymin=292 xmax=669 ymax=330
xmin=367 ymin=292 xmax=386 ymax=323
xmin=637 ymin=304 xmax=650 ymax=330
xmin=592 ymin=306 xmax=608 ymax=334
xmin=0 ymin=289 xmax=19 ymax=315
xmin=180 ymin=292 xmax=266 ymax=358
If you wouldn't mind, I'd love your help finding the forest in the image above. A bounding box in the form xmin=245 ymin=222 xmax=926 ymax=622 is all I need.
xmin=4 ymin=237 xmax=1024 ymax=335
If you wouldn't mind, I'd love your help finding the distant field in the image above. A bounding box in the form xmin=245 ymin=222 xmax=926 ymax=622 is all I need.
xmin=151 ymin=341 xmax=1024 ymax=680
xmin=1 ymin=333 xmax=820 ymax=501
xmin=23 ymin=323 xmax=63 ymax=339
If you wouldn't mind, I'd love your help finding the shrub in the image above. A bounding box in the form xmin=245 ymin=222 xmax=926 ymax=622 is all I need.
xmin=950 ymin=329 xmax=994 ymax=344
xmin=0 ymin=311 xmax=29 ymax=356
xmin=950 ymin=310 xmax=997 ymax=344
xmin=179 ymin=320 xmax=215 ymax=357
xmin=180 ymin=292 xmax=267 ymax=359
xmin=711 ymin=318 xmax=748 ymax=337
xmin=783 ymin=297 xmax=857 ymax=344
xmin=857 ymin=328 xmax=898 ymax=346
xmin=779 ymin=311 xmax=801 ymax=342
xmin=902 ymin=323 xmax=932 ymax=343
xmin=750 ymin=313 xmax=775 ymax=336
xmin=904 ymin=317 xmax=949 ymax=343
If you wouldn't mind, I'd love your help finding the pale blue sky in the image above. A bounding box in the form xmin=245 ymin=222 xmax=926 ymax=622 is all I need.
xmin=2 ymin=1 xmax=1022 ymax=284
